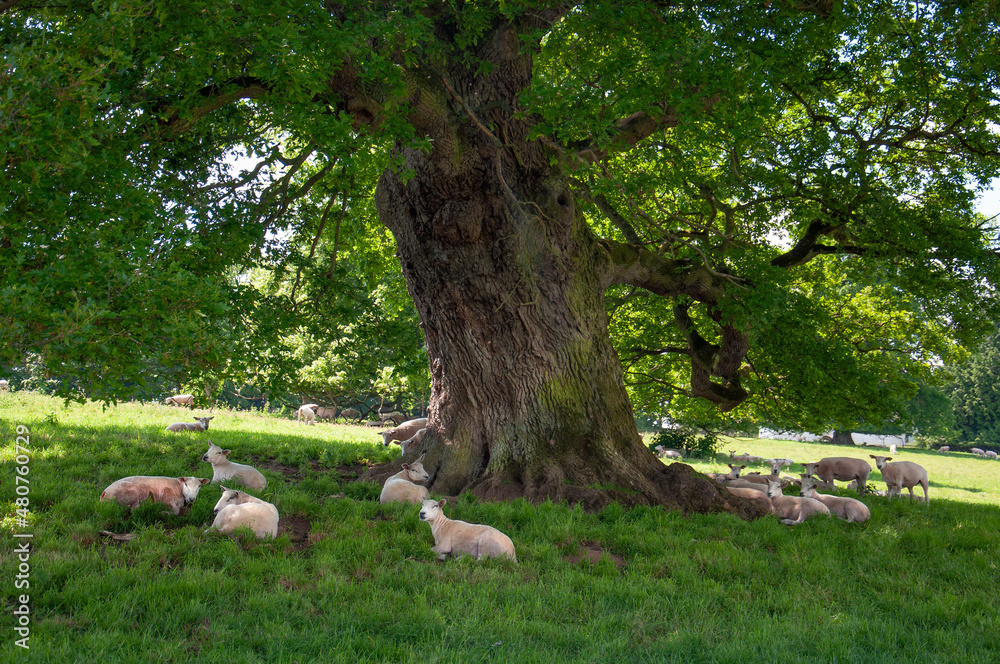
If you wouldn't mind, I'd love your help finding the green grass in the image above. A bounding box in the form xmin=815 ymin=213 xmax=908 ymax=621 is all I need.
xmin=2 ymin=393 xmax=1000 ymax=663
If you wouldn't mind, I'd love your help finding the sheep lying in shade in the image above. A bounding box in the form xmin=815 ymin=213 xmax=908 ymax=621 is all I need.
xmin=202 ymin=442 xmax=267 ymax=490
xmin=870 ymin=456 xmax=929 ymax=503
xmin=725 ymin=486 xmax=773 ymax=513
xmin=164 ymin=394 xmax=194 ymax=406
xmin=208 ymin=487 xmax=279 ymax=539
xmin=165 ymin=416 xmax=214 ymax=432
xmin=803 ymin=457 xmax=871 ymax=495
xmin=418 ymin=499 xmax=516 ymax=562
xmin=379 ymin=454 xmax=431 ymax=504
xmin=101 ymin=476 xmax=209 ymax=515
xmin=654 ymin=445 xmax=683 ymax=459
xmin=766 ymin=481 xmax=830 ymax=525
xmin=800 ymin=478 xmax=870 ymax=523
xmin=382 ymin=417 xmax=429 ymax=447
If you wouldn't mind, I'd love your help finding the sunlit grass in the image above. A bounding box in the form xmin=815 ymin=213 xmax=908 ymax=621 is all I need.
xmin=2 ymin=392 xmax=999 ymax=663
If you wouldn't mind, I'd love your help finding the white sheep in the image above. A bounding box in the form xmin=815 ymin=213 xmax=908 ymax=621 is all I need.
xmin=970 ymin=447 xmax=986 ymax=457
xmin=382 ymin=417 xmax=429 ymax=447
xmin=985 ymin=451 xmax=999 ymax=460
xmin=380 ymin=411 xmax=407 ymax=426
xmin=800 ymin=472 xmax=835 ymax=491
xmin=165 ymin=416 xmax=214 ymax=432
xmin=379 ymin=454 xmax=431 ymax=504
xmin=296 ymin=405 xmax=316 ymax=425
xmin=803 ymin=457 xmax=871 ymax=495
xmin=164 ymin=394 xmax=194 ymax=406
xmin=418 ymin=499 xmax=516 ymax=562
xmin=202 ymin=442 xmax=267 ymax=490
xmin=800 ymin=478 xmax=871 ymax=523
xmin=766 ymin=481 xmax=831 ymax=525
xmin=100 ymin=476 xmax=209 ymax=515
xmin=654 ymin=445 xmax=684 ymax=459
xmin=870 ymin=455 xmax=929 ymax=502
xmin=208 ymin=486 xmax=279 ymax=539
xmin=400 ymin=428 xmax=428 ymax=455
xmin=719 ymin=478 xmax=768 ymax=493
xmin=0 ymin=379 xmax=8 ymax=392
xmin=936 ymin=446 xmax=950 ymax=453
xmin=314 ymin=406 xmax=337 ymax=423
xmin=725 ymin=486 xmax=773 ymax=513
xmin=765 ymin=458 xmax=794 ymax=469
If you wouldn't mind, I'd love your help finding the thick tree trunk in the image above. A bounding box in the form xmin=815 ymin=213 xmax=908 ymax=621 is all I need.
xmin=359 ymin=20 xmax=760 ymax=518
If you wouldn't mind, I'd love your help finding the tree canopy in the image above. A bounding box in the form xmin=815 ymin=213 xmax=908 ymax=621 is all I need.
xmin=2 ymin=1 xmax=999 ymax=492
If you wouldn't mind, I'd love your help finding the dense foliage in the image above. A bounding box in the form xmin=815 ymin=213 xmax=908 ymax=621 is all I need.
xmin=2 ymin=0 xmax=998 ymax=434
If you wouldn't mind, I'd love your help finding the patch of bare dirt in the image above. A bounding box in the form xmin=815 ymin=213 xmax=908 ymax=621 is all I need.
xmin=278 ymin=515 xmax=313 ymax=551
xmin=562 ymin=540 xmax=628 ymax=569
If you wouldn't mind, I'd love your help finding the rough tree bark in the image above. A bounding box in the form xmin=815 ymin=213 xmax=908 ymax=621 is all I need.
xmin=358 ymin=12 xmax=760 ymax=517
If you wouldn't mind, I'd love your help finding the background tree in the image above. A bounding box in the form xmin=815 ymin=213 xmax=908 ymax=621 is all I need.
xmin=948 ymin=330 xmax=1000 ymax=447
xmin=2 ymin=1 xmax=999 ymax=511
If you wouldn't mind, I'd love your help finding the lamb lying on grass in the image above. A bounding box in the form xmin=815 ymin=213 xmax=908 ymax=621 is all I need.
xmin=766 ymin=481 xmax=830 ymax=526
xmin=165 ymin=416 xmax=214 ymax=432
xmin=379 ymin=454 xmax=431 ymax=504
xmin=800 ymin=478 xmax=870 ymax=523
xmin=100 ymin=476 xmax=209 ymax=515
xmin=870 ymin=455 xmax=929 ymax=503
xmin=202 ymin=442 xmax=267 ymax=490
xmin=208 ymin=486 xmax=279 ymax=539
xmin=418 ymin=499 xmax=516 ymax=562
xmin=725 ymin=486 xmax=773 ymax=513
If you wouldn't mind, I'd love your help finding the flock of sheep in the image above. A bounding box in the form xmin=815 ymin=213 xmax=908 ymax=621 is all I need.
xmin=693 ymin=452 xmax=932 ymax=525
xmin=97 ymin=396 xmax=515 ymax=561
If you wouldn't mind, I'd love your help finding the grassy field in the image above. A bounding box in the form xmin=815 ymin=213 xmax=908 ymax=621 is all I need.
xmin=2 ymin=392 xmax=999 ymax=663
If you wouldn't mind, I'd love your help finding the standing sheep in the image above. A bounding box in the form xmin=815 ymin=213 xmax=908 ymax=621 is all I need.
xmin=100 ymin=476 xmax=210 ymax=515
xmin=800 ymin=478 xmax=871 ymax=523
xmin=379 ymin=453 xmax=431 ymax=504
xmin=165 ymin=416 xmax=214 ymax=432
xmin=803 ymin=457 xmax=871 ymax=495
xmin=985 ymin=451 xmax=999 ymax=460
xmin=208 ymin=487 xmax=279 ymax=539
xmin=202 ymin=442 xmax=267 ymax=490
xmin=314 ymin=406 xmax=338 ymax=423
xmin=382 ymin=417 xmax=429 ymax=447
xmin=164 ymin=394 xmax=194 ymax=406
xmin=296 ymin=405 xmax=316 ymax=425
xmin=936 ymin=446 xmax=950 ymax=453
xmin=766 ymin=481 xmax=831 ymax=525
xmin=339 ymin=407 xmax=361 ymax=422
xmin=970 ymin=448 xmax=986 ymax=457
xmin=418 ymin=499 xmax=516 ymax=562
xmin=870 ymin=456 xmax=929 ymax=502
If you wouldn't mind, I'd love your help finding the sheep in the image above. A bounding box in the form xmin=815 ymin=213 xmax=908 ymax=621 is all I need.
xmin=339 ymin=407 xmax=361 ymax=422
xmin=870 ymin=455 xmax=929 ymax=503
xmin=314 ymin=406 xmax=338 ymax=423
xmin=889 ymin=443 xmax=897 ymax=455
xmin=208 ymin=486 xmax=279 ymax=539
xmin=766 ymin=481 xmax=831 ymax=525
xmin=936 ymin=446 xmax=950 ymax=453
xmin=296 ymin=405 xmax=316 ymax=425
xmin=202 ymin=442 xmax=267 ymax=490
xmin=100 ymin=476 xmax=209 ymax=515
xmin=0 ymin=379 xmax=8 ymax=392
xmin=654 ymin=445 xmax=684 ymax=459
xmin=382 ymin=417 xmax=429 ymax=447
xmin=164 ymin=394 xmax=194 ymax=406
xmin=803 ymin=457 xmax=871 ymax=495
xmin=800 ymin=472 xmax=835 ymax=491
xmin=379 ymin=453 xmax=431 ymax=504
xmin=725 ymin=486 xmax=774 ymax=513
xmin=418 ymin=499 xmax=516 ymax=562
xmin=800 ymin=478 xmax=871 ymax=523
xmin=986 ymin=451 xmax=999 ymax=460
xmin=970 ymin=447 xmax=986 ymax=457
xmin=765 ymin=458 xmax=794 ymax=469
xmin=165 ymin=416 xmax=214 ymax=432
xmin=400 ymin=428 xmax=428 ymax=455
xmin=719 ymin=478 xmax=768 ymax=493
xmin=380 ymin=411 xmax=407 ymax=426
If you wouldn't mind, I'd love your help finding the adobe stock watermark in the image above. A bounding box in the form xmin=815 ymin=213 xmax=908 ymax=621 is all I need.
xmin=12 ymin=424 xmax=32 ymax=650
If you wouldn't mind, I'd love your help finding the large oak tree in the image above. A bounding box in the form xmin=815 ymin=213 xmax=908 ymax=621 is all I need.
xmin=2 ymin=0 xmax=999 ymax=511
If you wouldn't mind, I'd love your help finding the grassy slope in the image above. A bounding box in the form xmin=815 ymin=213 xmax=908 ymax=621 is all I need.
xmin=1 ymin=393 xmax=998 ymax=663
